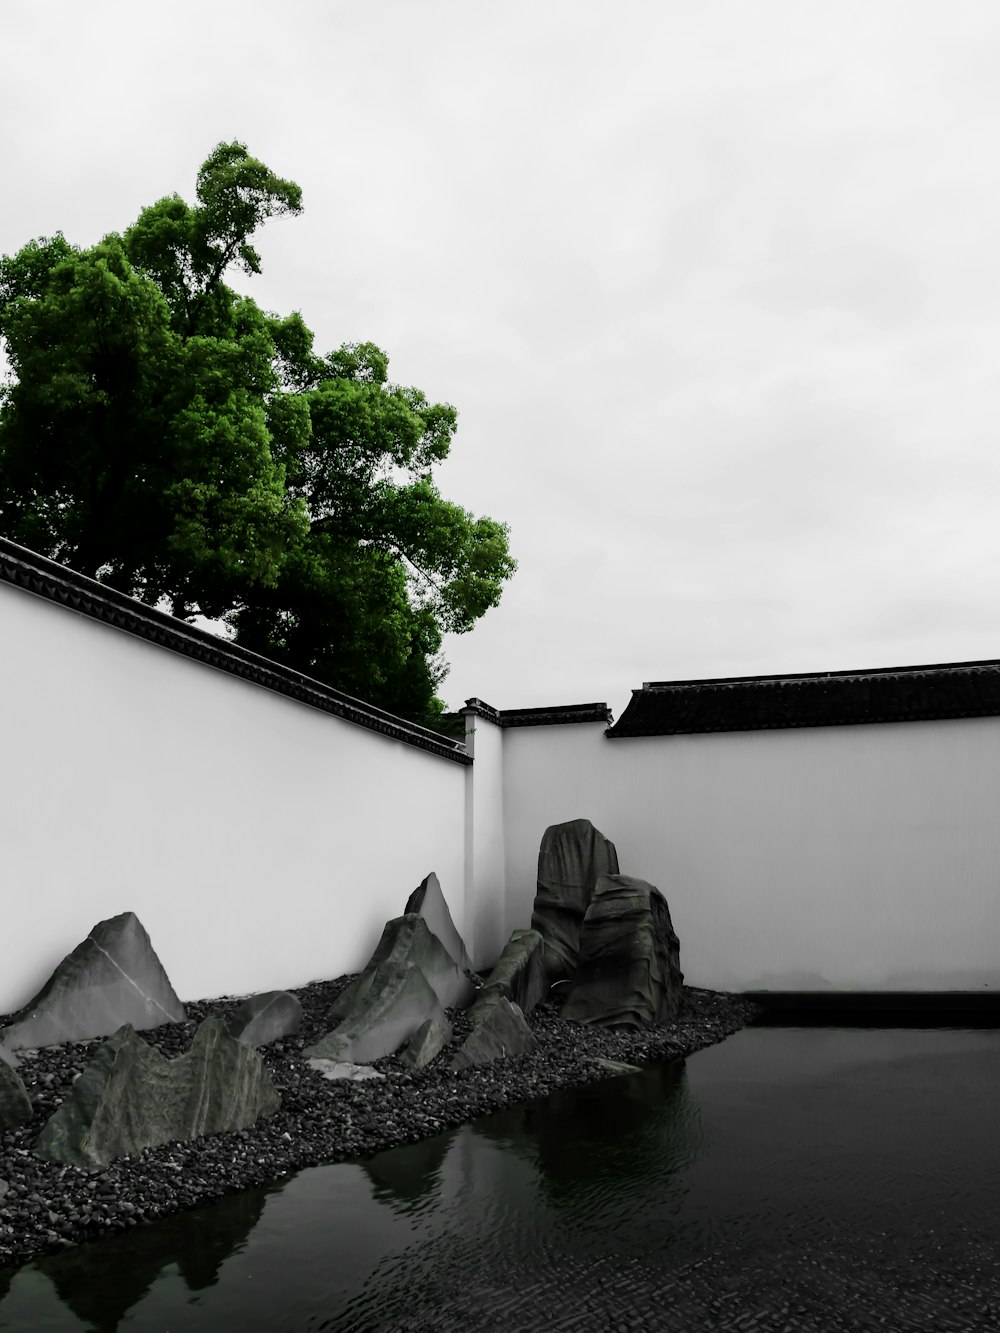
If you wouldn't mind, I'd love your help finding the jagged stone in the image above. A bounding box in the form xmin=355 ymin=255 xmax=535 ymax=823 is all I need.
xmin=530 ymin=819 xmax=620 ymax=983
xmin=0 ymin=1042 xmax=20 ymax=1070
xmin=33 ymin=1016 xmax=281 ymax=1171
xmin=399 ymin=1014 xmax=453 ymax=1069
xmin=0 ymin=912 xmax=185 ymax=1051
xmin=480 ymin=928 xmax=547 ymax=1015
xmin=403 ymin=871 xmax=473 ymax=972
xmin=451 ymin=996 xmax=537 ymax=1070
xmin=327 ymin=914 xmax=473 ymax=1024
xmin=561 ymin=875 xmax=684 ymax=1027
xmin=305 ymin=961 xmax=445 ymax=1065
xmin=586 ymin=1056 xmax=643 ymax=1075
xmin=306 ymin=1060 xmax=386 ymax=1082
xmin=0 ymin=1061 xmax=32 ymax=1128
xmin=226 ymin=991 xmax=302 ymax=1047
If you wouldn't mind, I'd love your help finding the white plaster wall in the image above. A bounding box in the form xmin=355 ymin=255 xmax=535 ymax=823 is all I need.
xmin=501 ymin=717 xmax=1000 ymax=992
xmin=461 ymin=710 xmax=506 ymax=971
xmin=0 ymin=581 xmax=467 ymax=1013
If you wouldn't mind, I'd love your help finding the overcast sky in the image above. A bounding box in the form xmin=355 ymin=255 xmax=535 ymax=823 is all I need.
xmin=4 ymin=1 xmax=1000 ymax=718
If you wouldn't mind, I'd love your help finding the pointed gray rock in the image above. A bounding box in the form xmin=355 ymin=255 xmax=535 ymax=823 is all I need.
xmin=480 ymin=929 xmax=547 ymax=1015
xmin=327 ymin=914 xmax=473 ymax=1023
xmin=0 ymin=1042 xmax=20 ymax=1071
xmin=451 ymin=997 xmax=536 ymax=1070
xmin=33 ymin=1016 xmax=281 ymax=1171
xmin=226 ymin=991 xmax=302 ymax=1047
xmin=404 ymin=872 xmax=473 ymax=972
xmin=305 ymin=961 xmax=445 ymax=1065
xmin=0 ymin=912 xmax=185 ymax=1051
xmin=561 ymin=875 xmax=684 ymax=1027
xmin=399 ymin=1014 xmax=453 ymax=1069
xmin=530 ymin=820 xmax=619 ymax=983
xmin=0 ymin=1061 xmax=32 ymax=1129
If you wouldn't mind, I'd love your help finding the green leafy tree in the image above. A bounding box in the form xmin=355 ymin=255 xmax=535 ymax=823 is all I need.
xmin=0 ymin=142 xmax=515 ymax=725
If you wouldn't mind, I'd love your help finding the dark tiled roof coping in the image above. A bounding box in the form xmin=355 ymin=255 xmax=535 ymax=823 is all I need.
xmin=460 ymin=699 xmax=613 ymax=727
xmin=609 ymin=659 xmax=1000 ymax=737
xmin=0 ymin=536 xmax=472 ymax=764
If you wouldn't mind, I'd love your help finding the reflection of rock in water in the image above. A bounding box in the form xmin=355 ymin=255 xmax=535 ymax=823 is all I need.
xmin=473 ymin=1059 xmax=703 ymax=1198
xmin=362 ymin=1128 xmax=456 ymax=1208
xmin=32 ymin=1178 xmax=283 ymax=1332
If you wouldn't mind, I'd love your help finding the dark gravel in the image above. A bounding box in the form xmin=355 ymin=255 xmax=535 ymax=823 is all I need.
xmin=0 ymin=978 xmax=761 ymax=1270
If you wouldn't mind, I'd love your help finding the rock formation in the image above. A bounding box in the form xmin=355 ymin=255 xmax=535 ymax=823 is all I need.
xmin=399 ymin=1014 xmax=453 ymax=1069
xmin=404 ymin=872 xmax=473 ymax=974
xmin=0 ymin=912 xmax=185 ymax=1051
xmin=480 ymin=928 xmax=547 ymax=1015
xmin=451 ymin=996 xmax=536 ymax=1070
xmin=328 ymin=914 xmax=474 ymax=1022
xmin=226 ymin=991 xmax=302 ymax=1047
xmin=0 ymin=1042 xmax=20 ymax=1070
xmin=0 ymin=1060 xmax=32 ymax=1129
xmin=304 ymin=960 xmax=446 ymax=1065
xmin=34 ymin=1016 xmax=281 ymax=1171
xmin=560 ymin=875 xmax=683 ymax=1027
xmin=530 ymin=819 xmax=620 ymax=983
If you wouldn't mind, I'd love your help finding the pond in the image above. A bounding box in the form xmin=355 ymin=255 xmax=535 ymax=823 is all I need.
xmin=2 ymin=1022 xmax=999 ymax=1331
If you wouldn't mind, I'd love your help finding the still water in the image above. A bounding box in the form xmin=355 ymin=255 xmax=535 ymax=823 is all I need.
xmin=2 ymin=1025 xmax=1000 ymax=1332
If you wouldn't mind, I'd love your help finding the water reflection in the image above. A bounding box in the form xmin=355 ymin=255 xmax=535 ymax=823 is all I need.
xmin=2 ymin=1029 xmax=1000 ymax=1331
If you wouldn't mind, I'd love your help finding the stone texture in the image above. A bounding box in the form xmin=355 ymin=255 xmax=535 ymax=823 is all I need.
xmin=327 ymin=914 xmax=474 ymax=1022
xmin=0 ymin=912 xmax=185 ymax=1051
xmin=0 ymin=1042 xmax=20 ymax=1071
xmin=306 ymin=1060 xmax=386 ymax=1082
xmin=33 ymin=1016 xmax=281 ymax=1171
xmin=305 ymin=961 xmax=446 ymax=1065
xmin=226 ymin=990 xmax=302 ymax=1047
xmin=0 ymin=1060 xmax=32 ymax=1129
xmin=480 ymin=928 xmax=548 ymax=1015
xmin=561 ymin=874 xmax=684 ymax=1027
xmin=530 ymin=819 xmax=620 ymax=983
xmin=404 ymin=871 xmax=473 ymax=973
xmin=399 ymin=1014 xmax=453 ymax=1069
xmin=451 ymin=996 xmax=537 ymax=1070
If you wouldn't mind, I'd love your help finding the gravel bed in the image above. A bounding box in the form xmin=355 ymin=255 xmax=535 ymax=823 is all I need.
xmin=0 ymin=979 xmax=761 ymax=1270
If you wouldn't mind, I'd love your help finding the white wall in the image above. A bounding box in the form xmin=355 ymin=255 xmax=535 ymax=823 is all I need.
xmin=0 ymin=580 xmax=468 ymax=1014
xmin=461 ymin=707 xmax=506 ymax=970
xmin=501 ymin=716 xmax=1000 ymax=992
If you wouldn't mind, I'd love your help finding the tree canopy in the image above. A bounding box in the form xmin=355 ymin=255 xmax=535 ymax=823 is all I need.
xmin=0 ymin=142 xmax=515 ymax=726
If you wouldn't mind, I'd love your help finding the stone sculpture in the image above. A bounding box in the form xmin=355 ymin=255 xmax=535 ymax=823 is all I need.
xmin=399 ymin=1014 xmax=453 ymax=1069
xmin=561 ymin=874 xmax=683 ymax=1027
xmin=451 ymin=996 xmax=536 ymax=1070
xmin=226 ymin=990 xmax=302 ymax=1047
xmin=328 ymin=914 xmax=474 ymax=1021
xmin=479 ymin=928 xmax=547 ymax=1015
xmin=0 ymin=911 xmax=185 ymax=1051
xmin=530 ymin=819 xmax=620 ymax=982
xmin=34 ymin=1016 xmax=281 ymax=1171
xmin=404 ymin=872 xmax=473 ymax=974
xmin=304 ymin=961 xmax=446 ymax=1065
xmin=0 ymin=1060 xmax=32 ymax=1129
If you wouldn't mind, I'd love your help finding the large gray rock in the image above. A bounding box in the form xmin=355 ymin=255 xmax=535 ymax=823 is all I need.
xmin=480 ymin=928 xmax=548 ymax=1015
xmin=305 ymin=961 xmax=445 ymax=1065
xmin=226 ymin=991 xmax=302 ymax=1047
xmin=34 ymin=1016 xmax=280 ymax=1171
xmin=451 ymin=996 xmax=537 ymax=1070
xmin=561 ymin=875 xmax=684 ymax=1027
xmin=0 ymin=912 xmax=185 ymax=1051
xmin=328 ymin=915 xmax=474 ymax=1022
xmin=530 ymin=820 xmax=620 ymax=983
xmin=0 ymin=1061 xmax=32 ymax=1129
xmin=0 ymin=1042 xmax=20 ymax=1071
xmin=399 ymin=1014 xmax=453 ymax=1070
xmin=404 ymin=872 xmax=473 ymax=973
